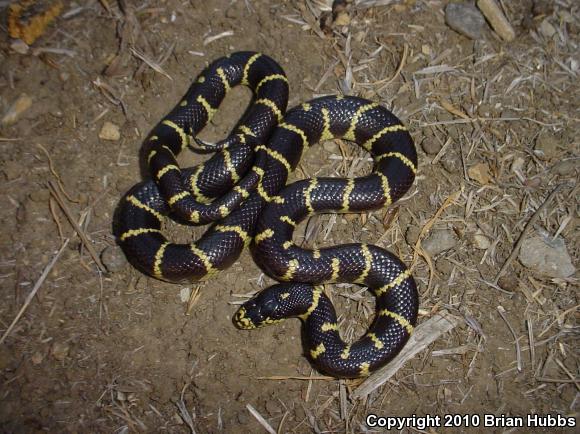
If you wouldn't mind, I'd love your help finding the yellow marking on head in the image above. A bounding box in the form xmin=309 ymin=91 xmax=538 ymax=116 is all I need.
xmin=223 ymin=149 xmax=239 ymax=182
xmin=299 ymin=286 xmax=322 ymax=319
xmin=189 ymin=210 xmax=200 ymax=223
xmin=152 ymin=241 xmax=170 ymax=279
xmin=234 ymin=185 xmax=250 ymax=199
xmin=377 ymin=173 xmax=392 ymax=206
xmin=197 ymin=75 xmax=205 ymax=83
xmin=280 ymin=292 xmax=290 ymax=300
xmin=282 ymin=241 xmax=293 ymax=250
xmin=320 ymin=107 xmax=333 ymax=141
xmin=168 ymin=190 xmax=190 ymax=206
xmin=148 ymin=150 xmax=157 ymax=164
xmin=242 ymin=53 xmax=261 ymax=85
xmin=120 ymin=228 xmax=162 ymax=241
xmin=362 ymin=124 xmax=407 ymax=151
xmin=196 ymin=95 xmax=216 ymax=120
xmin=367 ymin=333 xmax=384 ymax=350
xmin=281 ymin=259 xmax=300 ymax=281
xmin=330 ymin=257 xmax=340 ymax=282
xmin=301 ymin=102 xmax=311 ymax=111
xmin=255 ymin=98 xmax=283 ymax=122
xmin=359 ymin=362 xmax=371 ymax=377
xmin=304 ymin=178 xmax=318 ymax=214
xmin=254 ymin=228 xmax=274 ymax=243
xmin=310 ymin=342 xmax=326 ymax=359
xmin=376 ymin=151 xmax=417 ymax=174
xmin=149 ymin=135 xmax=159 ymax=142
xmin=162 ymin=120 xmax=188 ymax=149
xmin=255 ymin=145 xmax=292 ymax=172
xmin=189 ymin=164 xmax=212 ymax=204
xmin=215 ymin=224 xmax=249 ymax=241
xmin=238 ymin=125 xmax=255 ymax=137
xmin=180 ymin=100 xmax=187 ymax=107
xmin=343 ymin=103 xmax=379 ymax=141
xmin=312 ymin=249 xmax=321 ymax=259
xmin=379 ymin=309 xmax=414 ymax=334
xmin=235 ymin=307 xmax=255 ymax=329
xmin=340 ymin=344 xmax=351 ymax=360
xmin=219 ymin=205 xmax=230 ymax=218
xmin=376 ymin=269 xmax=412 ymax=296
xmin=126 ymin=195 xmax=163 ymax=221
xmin=190 ymin=245 xmax=216 ymax=277
xmin=321 ymin=322 xmax=338 ymax=332
xmin=280 ymin=122 xmax=309 ymax=148
xmin=341 ymin=178 xmax=355 ymax=212
xmin=279 ymin=216 xmax=296 ymax=226
xmin=255 ymin=73 xmax=287 ymax=93
xmin=216 ymin=67 xmax=230 ymax=91
xmin=156 ymin=164 xmax=180 ymax=180
xmin=354 ymin=244 xmax=372 ymax=284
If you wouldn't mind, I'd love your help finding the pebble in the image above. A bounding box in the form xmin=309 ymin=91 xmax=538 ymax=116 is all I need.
xmin=99 ymin=121 xmax=121 ymax=141
xmin=468 ymin=162 xmax=493 ymax=185
xmin=51 ymin=342 xmax=70 ymax=361
xmin=471 ymin=230 xmax=491 ymax=250
xmin=421 ymin=137 xmax=441 ymax=155
xmin=422 ymin=229 xmax=457 ymax=256
xmin=101 ymin=245 xmax=128 ymax=273
xmin=29 ymin=189 xmax=50 ymax=202
xmin=518 ymin=232 xmax=575 ymax=278
xmin=445 ymin=3 xmax=487 ymax=40
xmin=2 ymin=94 xmax=33 ymax=125
xmin=552 ymin=159 xmax=578 ymax=176
xmin=534 ymin=131 xmax=560 ymax=160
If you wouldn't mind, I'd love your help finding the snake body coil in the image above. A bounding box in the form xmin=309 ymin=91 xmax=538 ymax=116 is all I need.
xmin=117 ymin=53 xmax=419 ymax=378
xmin=233 ymin=97 xmax=418 ymax=378
xmin=116 ymin=52 xmax=289 ymax=281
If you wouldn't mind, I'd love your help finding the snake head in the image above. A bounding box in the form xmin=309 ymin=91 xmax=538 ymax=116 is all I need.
xmin=233 ymin=283 xmax=314 ymax=330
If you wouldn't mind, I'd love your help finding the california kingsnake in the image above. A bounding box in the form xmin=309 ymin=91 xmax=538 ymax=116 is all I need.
xmin=116 ymin=53 xmax=418 ymax=378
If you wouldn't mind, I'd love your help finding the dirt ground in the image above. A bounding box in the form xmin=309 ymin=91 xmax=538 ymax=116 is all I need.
xmin=0 ymin=0 xmax=578 ymax=433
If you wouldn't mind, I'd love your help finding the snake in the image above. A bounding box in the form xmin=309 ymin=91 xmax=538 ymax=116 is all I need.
xmin=116 ymin=53 xmax=418 ymax=378
xmin=232 ymin=96 xmax=418 ymax=378
xmin=116 ymin=52 xmax=289 ymax=281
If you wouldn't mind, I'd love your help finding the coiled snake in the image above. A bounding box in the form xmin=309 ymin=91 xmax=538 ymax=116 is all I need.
xmin=116 ymin=53 xmax=418 ymax=378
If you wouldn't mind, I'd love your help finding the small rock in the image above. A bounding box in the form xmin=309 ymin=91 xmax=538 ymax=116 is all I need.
xmin=471 ymin=230 xmax=491 ymax=250
xmin=498 ymin=275 xmax=519 ymax=292
xmin=31 ymin=351 xmax=44 ymax=365
xmin=422 ymin=229 xmax=457 ymax=256
xmin=445 ymin=3 xmax=487 ymax=40
xmin=468 ymin=162 xmax=493 ymax=185
xmin=101 ymin=245 xmax=128 ymax=273
xmin=99 ymin=121 xmax=121 ymax=141
xmin=421 ymin=138 xmax=441 ymax=155
xmin=51 ymin=342 xmax=70 ymax=361
xmin=441 ymin=154 xmax=461 ymax=173
xmin=2 ymin=94 xmax=33 ymax=125
xmin=10 ymin=39 xmax=29 ymax=54
xmin=535 ymin=131 xmax=560 ymax=160
xmin=518 ymin=232 xmax=576 ymax=278
xmin=405 ymin=226 xmax=421 ymax=246
xmin=552 ymin=159 xmax=578 ymax=176
xmin=539 ymin=18 xmax=557 ymax=39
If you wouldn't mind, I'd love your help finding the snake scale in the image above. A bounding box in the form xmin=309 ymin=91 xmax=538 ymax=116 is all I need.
xmin=116 ymin=52 xmax=418 ymax=378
